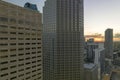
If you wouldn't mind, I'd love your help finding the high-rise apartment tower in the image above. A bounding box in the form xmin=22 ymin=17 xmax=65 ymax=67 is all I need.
xmin=43 ymin=0 xmax=84 ymax=80
xmin=0 ymin=1 xmax=42 ymax=80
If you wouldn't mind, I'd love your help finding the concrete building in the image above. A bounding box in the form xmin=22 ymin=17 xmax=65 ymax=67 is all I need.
xmin=43 ymin=0 xmax=84 ymax=80
xmin=104 ymin=28 xmax=113 ymax=59
xmin=84 ymin=63 xmax=98 ymax=80
xmin=0 ymin=1 xmax=42 ymax=80
xmin=94 ymin=43 xmax=104 ymax=67
xmin=94 ymin=48 xmax=105 ymax=80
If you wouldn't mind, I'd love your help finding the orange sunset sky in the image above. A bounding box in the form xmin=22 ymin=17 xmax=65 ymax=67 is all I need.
xmin=85 ymin=35 xmax=120 ymax=42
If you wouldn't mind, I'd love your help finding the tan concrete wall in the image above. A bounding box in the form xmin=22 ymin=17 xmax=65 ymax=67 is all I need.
xmin=0 ymin=1 xmax=42 ymax=80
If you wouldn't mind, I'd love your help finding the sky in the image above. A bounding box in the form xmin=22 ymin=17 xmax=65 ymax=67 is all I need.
xmin=3 ymin=0 xmax=120 ymax=35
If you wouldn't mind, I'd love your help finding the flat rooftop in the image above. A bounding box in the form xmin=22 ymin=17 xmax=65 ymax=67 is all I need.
xmin=84 ymin=63 xmax=96 ymax=69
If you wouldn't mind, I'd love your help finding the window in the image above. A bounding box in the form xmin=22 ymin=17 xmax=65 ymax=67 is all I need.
xmin=18 ymin=74 xmax=24 ymax=77
xmin=18 ymin=43 xmax=24 ymax=45
xmin=10 ymin=65 xmax=17 ymax=68
xmin=10 ymin=38 xmax=16 ymax=40
xmin=0 ymin=31 xmax=8 ymax=34
xmin=0 ymin=49 xmax=8 ymax=52
xmin=0 ymin=67 xmax=8 ymax=71
xmin=1 ymin=73 xmax=8 ymax=77
xmin=10 ymin=71 xmax=17 ymax=74
xmin=0 ymin=55 xmax=8 ymax=58
xmin=10 ymin=26 xmax=16 ymax=29
xmin=10 ymin=54 xmax=16 ymax=57
xmin=0 ymin=25 xmax=8 ymax=28
xmin=0 ymin=17 xmax=8 ymax=22
xmin=0 ymin=43 xmax=8 ymax=46
xmin=10 ymin=18 xmax=16 ymax=23
xmin=10 ymin=43 xmax=16 ymax=45
xmin=10 ymin=49 xmax=16 ymax=51
xmin=10 ymin=76 xmax=17 ymax=80
xmin=0 ymin=37 xmax=8 ymax=40
xmin=18 ymin=32 xmax=24 ymax=35
xmin=1 ymin=61 xmax=8 ymax=64
xmin=18 ymin=20 xmax=24 ymax=24
xmin=10 ymin=32 xmax=16 ymax=34
xmin=10 ymin=60 xmax=17 ymax=63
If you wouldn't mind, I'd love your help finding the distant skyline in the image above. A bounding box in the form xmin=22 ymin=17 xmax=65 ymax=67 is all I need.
xmin=3 ymin=0 xmax=120 ymax=35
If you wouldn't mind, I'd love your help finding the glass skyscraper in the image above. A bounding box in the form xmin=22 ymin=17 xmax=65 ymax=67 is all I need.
xmin=43 ymin=0 xmax=84 ymax=80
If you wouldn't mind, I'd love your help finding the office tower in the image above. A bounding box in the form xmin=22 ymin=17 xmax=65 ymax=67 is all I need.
xmin=24 ymin=2 xmax=38 ymax=11
xmin=86 ymin=38 xmax=98 ymax=63
xmin=0 ymin=1 xmax=42 ymax=80
xmin=43 ymin=0 xmax=84 ymax=80
xmin=104 ymin=28 xmax=113 ymax=74
xmin=104 ymin=28 xmax=113 ymax=59
xmin=94 ymin=48 xmax=105 ymax=80
xmin=84 ymin=63 xmax=98 ymax=80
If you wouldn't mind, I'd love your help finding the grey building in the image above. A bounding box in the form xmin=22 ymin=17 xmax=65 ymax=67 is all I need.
xmin=94 ymin=48 xmax=105 ymax=80
xmin=84 ymin=63 xmax=98 ymax=80
xmin=43 ymin=0 xmax=84 ymax=80
xmin=86 ymin=38 xmax=98 ymax=63
xmin=104 ymin=28 xmax=113 ymax=59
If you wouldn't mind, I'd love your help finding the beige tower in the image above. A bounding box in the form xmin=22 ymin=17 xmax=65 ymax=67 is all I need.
xmin=0 ymin=1 xmax=42 ymax=80
xmin=43 ymin=0 xmax=84 ymax=80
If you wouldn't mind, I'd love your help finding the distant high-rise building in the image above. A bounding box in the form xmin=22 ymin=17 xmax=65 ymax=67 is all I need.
xmin=43 ymin=0 xmax=84 ymax=80
xmin=0 ymin=1 xmax=42 ymax=80
xmin=104 ymin=28 xmax=113 ymax=59
xmin=24 ymin=2 xmax=38 ymax=11
xmin=86 ymin=38 xmax=98 ymax=63
xmin=94 ymin=48 xmax=105 ymax=80
xmin=104 ymin=28 xmax=113 ymax=74
xmin=87 ymin=38 xmax=94 ymax=43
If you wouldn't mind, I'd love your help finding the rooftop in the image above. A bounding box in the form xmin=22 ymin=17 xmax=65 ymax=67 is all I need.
xmin=84 ymin=63 xmax=96 ymax=69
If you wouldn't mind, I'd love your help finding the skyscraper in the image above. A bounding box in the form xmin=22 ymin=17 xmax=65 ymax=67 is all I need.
xmin=104 ymin=28 xmax=113 ymax=59
xmin=104 ymin=28 xmax=113 ymax=74
xmin=0 ymin=1 xmax=42 ymax=80
xmin=24 ymin=2 xmax=38 ymax=11
xmin=86 ymin=38 xmax=98 ymax=63
xmin=84 ymin=63 xmax=98 ymax=80
xmin=43 ymin=0 xmax=84 ymax=80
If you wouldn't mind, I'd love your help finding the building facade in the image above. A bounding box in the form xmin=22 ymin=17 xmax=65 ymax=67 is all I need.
xmin=84 ymin=63 xmax=98 ymax=80
xmin=104 ymin=28 xmax=113 ymax=59
xmin=86 ymin=38 xmax=98 ymax=63
xmin=94 ymin=48 xmax=105 ymax=80
xmin=0 ymin=1 xmax=42 ymax=80
xmin=104 ymin=28 xmax=113 ymax=74
xmin=43 ymin=0 xmax=84 ymax=80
